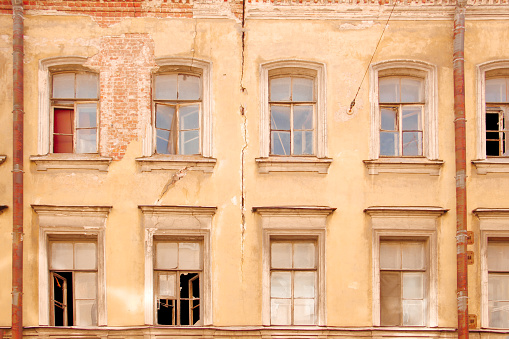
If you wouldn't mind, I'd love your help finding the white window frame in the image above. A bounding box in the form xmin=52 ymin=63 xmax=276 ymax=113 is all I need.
xmin=473 ymin=60 xmax=509 ymax=174
xmin=257 ymin=60 xmax=331 ymax=174
xmin=33 ymin=205 xmax=111 ymax=327
xmin=366 ymin=60 xmax=441 ymax=175
xmin=366 ymin=206 xmax=445 ymax=327
xmin=136 ymin=58 xmax=215 ymax=173
xmin=254 ymin=206 xmax=335 ymax=326
xmin=140 ymin=205 xmax=215 ymax=326
xmin=474 ymin=208 xmax=509 ymax=329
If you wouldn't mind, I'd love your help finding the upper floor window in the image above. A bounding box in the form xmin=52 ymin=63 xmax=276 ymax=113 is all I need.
xmin=486 ymin=239 xmax=509 ymax=328
xmin=378 ymin=77 xmax=424 ymax=157
xmin=153 ymin=71 xmax=202 ymax=155
xmin=51 ymin=72 xmax=99 ymax=154
xmin=485 ymin=77 xmax=509 ymax=157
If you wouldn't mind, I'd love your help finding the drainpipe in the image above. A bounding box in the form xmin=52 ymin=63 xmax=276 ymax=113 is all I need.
xmin=453 ymin=0 xmax=469 ymax=338
xmin=11 ymin=1 xmax=24 ymax=338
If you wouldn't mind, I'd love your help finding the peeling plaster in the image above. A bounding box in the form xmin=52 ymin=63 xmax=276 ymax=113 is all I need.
xmin=338 ymin=21 xmax=377 ymax=30
xmin=156 ymin=167 xmax=189 ymax=204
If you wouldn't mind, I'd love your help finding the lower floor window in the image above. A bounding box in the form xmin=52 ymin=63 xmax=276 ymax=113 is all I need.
xmin=487 ymin=240 xmax=509 ymax=328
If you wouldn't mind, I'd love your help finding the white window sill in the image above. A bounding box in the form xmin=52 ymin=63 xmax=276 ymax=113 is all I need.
xmin=30 ymin=154 xmax=112 ymax=172
xmin=472 ymin=158 xmax=509 ymax=175
xmin=363 ymin=158 xmax=444 ymax=176
xmin=0 ymin=155 xmax=6 ymax=165
xmin=255 ymin=157 xmax=332 ymax=174
xmin=135 ymin=155 xmax=217 ymax=173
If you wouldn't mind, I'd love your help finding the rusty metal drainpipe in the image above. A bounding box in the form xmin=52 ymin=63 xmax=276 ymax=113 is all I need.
xmin=453 ymin=0 xmax=469 ymax=338
xmin=11 ymin=0 xmax=24 ymax=338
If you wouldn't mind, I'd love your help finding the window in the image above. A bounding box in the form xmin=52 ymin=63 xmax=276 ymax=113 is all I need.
xmin=49 ymin=240 xmax=98 ymax=326
xmin=51 ymin=72 xmax=99 ymax=154
xmin=379 ymin=240 xmax=427 ymax=326
xmin=378 ymin=77 xmax=424 ymax=157
xmin=486 ymin=239 xmax=509 ymax=328
xmin=485 ymin=77 xmax=509 ymax=156
xmin=154 ymin=241 xmax=202 ymax=326
xmin=270 ymin=240 xmax=317 ymax=325
xmin=153 ymin=72 xmax=202 ymax=155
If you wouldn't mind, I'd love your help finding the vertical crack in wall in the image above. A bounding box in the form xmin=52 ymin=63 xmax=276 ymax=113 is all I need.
xmin=240 ymin=0 xmax=247 ymax=289
xmin=191 ymin=18 xmax=198 ymax=67
xmin=240 ymin=0 xmax=246 ymax=93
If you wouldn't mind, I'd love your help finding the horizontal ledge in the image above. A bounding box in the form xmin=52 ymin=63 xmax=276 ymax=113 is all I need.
xmin=32 ymin=205 xmax=113 ymax=214
xmin=139 ymin=205 xmax=217 ymax=216
xmin=363 ymin=159 xmax=444 ymax=175
xmin=473 ymin=208 xmax=509 ymax=218
xmin=256 ymin=157 xmax=332 ymax=174
xmin=30 ymin=154 xmax=112 ymax=172
xmin=0 ymin=155 xmax=6 ymax=165
xmin=253 ymin=206 xmax=336 ymax=216
xmin=0 ymin=205 xmax=7 ymax=214
xmin=364 ymin=206 xmax=448 ymax=216
xmin=472 ymin=159 xmax=509 ymax=174
xmin=135 ymin=156 xmax=216 ymax=173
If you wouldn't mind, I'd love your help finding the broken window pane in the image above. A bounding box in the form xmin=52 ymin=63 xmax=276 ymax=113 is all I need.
xmin=486 ymin=78 xmax=507 ymax=103
xmin=271 ymin=243 xmax=292 ymax=268
xmin=53 ymin=73 xmax=75 ymax=99
xmin=75 ymin=272 xmax=97 ymax=300
xmin=380 ymin=271 xmax=402 ymax=326
xmin=293 ymin=298 xmax=315 ymax=325
xmin=51 ymin=243 xmax=74 ymax=270
xmin=156 ymin=243 xmax=178 ymax=269
xmin=155 ymin=74 xmax=178 ymax=100
xmin=157 ymin=299 xmax=176 ymax=325
xmin=76 ymin=73 xmax=98 ymax=99
xmin=293 ymin=242 xmax=315 ymax=269
xmin=402 ymin=243 xmax=425 ymax=270
xmin=380 ymin=242 xmax=401 ymax=270
xmin=179 ymin=243 xmax=201 ymax=270
xmin=402 ymin=272 xmax=424 ymax=300
xmin=178 ymin=74 xmax=201 ymax=100
xmin=159 ymin=273 xmax=177 ymax=298
xmin=271 ymin=299 xmax=291 ymax=325
xmin=75 ymin=243 xmax=97 ymax=270
xmin=75 ymin=299 xmax=97 ymax=326
xmin=292 ymin=78 xmax=313 ymax=102
xmin=271 ymin=272 xmax=291 ymax=298
xmin=270 ymin=77 xmax=291 ymax=101
xmin=401 ymin=78 xmax=423 ymax=103
xmin=294 ymin=272 xmax=315 ymax=298
xmin=488 ymin=243 xmax=509 ymax=271
xmin=402 ymin=299 xmax=425 ymax=326
xmin=379 ymin=77 xmax=399 ymax=103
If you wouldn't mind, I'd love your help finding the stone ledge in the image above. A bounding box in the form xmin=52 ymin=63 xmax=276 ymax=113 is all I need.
xmin=472 ymin=159 xmax=509 ymax=175
xmin=363 ymin=158 xmax=444 ymax=175
xmin=30 ymin=154 xmax=112 ymax=172
xmin=255 ymin=157 xmax=332 ymax=174
xmin=135 ymin=155 xmax=216 ymax=173
xmin=0 ymin=155 xmax=6 ymax=165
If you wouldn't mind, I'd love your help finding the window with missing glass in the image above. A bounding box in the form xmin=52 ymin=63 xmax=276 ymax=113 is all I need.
xmin=485 ymin=78 xmax=509 ymax=157
xmin=270 ymin=240 xmax=317 ymax=325
xmin=51 ymin=72 xmax=99 ymax=153
xmin=487 ymin=239 xmax=509 ymax=328
xmin=154 ymin=72 xmax=202 ymax=155
xmin=269 ymin=75 xmax=315 ymax=156
xmin=154 ymin=241 xmax=202 ymax=326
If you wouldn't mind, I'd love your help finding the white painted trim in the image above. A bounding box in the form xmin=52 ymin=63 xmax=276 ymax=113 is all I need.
xmin=259 ymin=60 xmax=327 ymax=159
xmin=139 ymin=205 xmax=215 ymax=326
xmin=33 ymin=205 xmax=111 ymax=327
xmin=369 ymin=60 xmax=439 ymax=161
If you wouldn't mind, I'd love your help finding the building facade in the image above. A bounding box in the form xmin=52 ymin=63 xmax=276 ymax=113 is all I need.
xmin=0 ymin=0 xmax=509 ymax=337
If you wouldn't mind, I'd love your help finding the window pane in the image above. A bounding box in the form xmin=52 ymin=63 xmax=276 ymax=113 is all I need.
xmin=402 ymin=272 xmax=424 ymax=299
xmin=402 ymin=299 xmax=425 ymax=326
xmin=76 ymin=73 xmax=98 ymax=99
xmin=380 ymin=132 xmax=399 ymax=156
xmin=380 ymin=242 xmax=401 ymax=269
xmin=486 ymin=78 xmax=507 ymax=103
xmin=76 ymin=129 xmax=97 ymax=154
xmin=271 ymin=105 xmax=291 ymax=130
xmin=293 ymin=131 xmax=313 ymax=155
xmin=380 ymin=271 xmax=402 ymax=326
xmin=294 ymin=298 xmax=315 ymax=325
xmin=380 ymin=108 xmax=397 ymax=131
xmin=379 ymin=78 xmax=399 ymax=103
xmin=75 ymin=300 xmax=97 ymax=326
xmin=155 ymin=74 xmax=177 ymax=100
xmin=401 ymin=242 xmax=425 ymax=270
xmin=488 ymin=274 xmax=509 ymax=301
xmin=179 ymin=242 xmax=201 ymax=270
xmin=179 ymin=130 xmax=200 ymax=155
xmin=54 ymin=109 xmax=74 ymax=134
xmin=401 ymin=78 xmax=423 ymax=103
xmin=294 ymin=272 xmax=315 ymax=298
xmin=156 ymin=129 xmax=174 ymax=155
xmin=75 ymin=243 xmax=97 ymax=270
xmin=402 ymin=107 xmax=422 ymax=131
xmin=271 ymin=272 xmax=291 ymax=298
xmin=159 ymin=273 xmax=177 ymax=298
xmin=53 ymin=73 xmax=75 ymax=98
xmin=489 ymin=300 xmax=509 ymax=328
xmin=402 ymin=133 xmax=422 ymax=156
xmin=292 ymin=78 xmax=313 ymax=102
xmin=294 ymin=105 xmax=313 ymax=129
xmin=488 ymin=243 xmax=509 ymax=271
xmin=271 ymin=299 xmax=291 ymax=325
xmin=53 ymin=135 xmax=74 ymax=153
xmin=75 ymin=272 xmax=97 ymax=299
xmin=156 ymin=105 xmax=176 ymax=130
xmin=178 ymin=74 xmax=201 ymax=100
xmin=270 ymin=77 xmax=291 ymax=101
xmin=156 ymin=243 xmax=178 ymax=269
xmin=76 ymin=104 xmax=97 ymax=129
xmin=179 ymin=105 xmax=200 ymax=130
xmin=293 ymin=242 xmax=315 ymax=268
xmin=271 ymin=131 xmax=290 ymax=156
xmin=51 ymin=243 xmax=74 ymax=270
xmin=271 ymin=242 xmax=292 ymax=268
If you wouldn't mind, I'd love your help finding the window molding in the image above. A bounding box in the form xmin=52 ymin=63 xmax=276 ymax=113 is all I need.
xmin=136 ymin=58 xmax=215 ymax=173
xmin=35 ymin=57 xmax=112 ymax=172
xmin=33 ymin=205 xmax=111 ymax=327
xmin=474 ymin=60 xmax=509 ymax=174
xmin=253 ymin=206 xmax=335 ymax=326
xmin=257 ymin=60 xmax=331 ymax=174
xmin=365 ymin=206 xmax=447 ymax=328
xmin=367 ymin=60 xmax=440 ymax=174
xmin=474 ymin=208 xmax=509 ymax=328
xmin=139 ymin=205 xmax=216 ymax=326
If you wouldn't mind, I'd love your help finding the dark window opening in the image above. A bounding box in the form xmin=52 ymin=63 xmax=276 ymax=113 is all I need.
xmin=52 ymin=272 xmax=74 ymax=326
xmin=156 ymin=272 xmax=200 ymax=326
